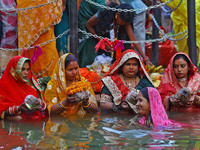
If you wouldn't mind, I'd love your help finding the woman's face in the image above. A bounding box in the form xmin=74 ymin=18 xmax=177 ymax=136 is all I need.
xmin=22 ymin=62 xmax=30 ymax=80
xmin=173 ymin=58 xmax=189 ymax=79
xmin=65 ymin=61 xmax=79 ymax=81
xmin=122 ymin=58 xmax=139 ymax=78
xmin=136 ymin=92 xmax=150 ymax=116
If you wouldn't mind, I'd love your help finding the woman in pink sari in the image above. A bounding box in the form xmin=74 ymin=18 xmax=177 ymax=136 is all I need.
xmin=157 ymin=52 xmax=200 ymax=112
xmin=136 ymin=87 xmax=181 ymax=128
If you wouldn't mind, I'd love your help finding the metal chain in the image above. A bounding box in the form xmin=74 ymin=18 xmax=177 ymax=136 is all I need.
xmin=0 ymin=29 xmax=69 ymax=52
xmin=151 ymin=14 xmax=188 ymax=41
xmin=161 ymin=0 xmax=182 ymax=13
xmin=78 ymin=28 xmax=166 ymax=43
xmin=0 ymin=0 xmax=57 ymax=12
xmin=85 ymin=0 xmax=173 ymax=13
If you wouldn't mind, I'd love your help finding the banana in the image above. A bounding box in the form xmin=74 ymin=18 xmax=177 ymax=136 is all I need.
xmin=154 ymin=65 xmax=163 ymax=72
xmin=149 ymin=65 xmax=156 ymax=73
xmin=153 ymin=80 xmax=161 ymax=88
xmin=158 ymin=68 xmax=165 ymax=73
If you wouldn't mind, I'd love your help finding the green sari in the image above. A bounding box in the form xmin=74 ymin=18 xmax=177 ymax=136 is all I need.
xmin=54 ymin=0 xmax=69 ymax=56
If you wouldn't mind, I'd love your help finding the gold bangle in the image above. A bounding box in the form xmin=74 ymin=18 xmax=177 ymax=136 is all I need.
xmin=82 ymin=100 xmax=91 ymax=108
xmin=59 ymin=101 xmax=68 ymax=109
xmin=196 ymin=96 xmax=200 ymax=104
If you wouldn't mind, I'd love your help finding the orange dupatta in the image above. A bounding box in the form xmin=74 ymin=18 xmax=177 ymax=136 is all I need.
xmin=17 ymin=0 xmax=62 ymax=78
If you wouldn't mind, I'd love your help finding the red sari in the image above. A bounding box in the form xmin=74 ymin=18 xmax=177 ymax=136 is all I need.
xmin=157 ymin=52 xmax=200 ymax=111
xmin=0 ymin=56 xmax=48 ymax=120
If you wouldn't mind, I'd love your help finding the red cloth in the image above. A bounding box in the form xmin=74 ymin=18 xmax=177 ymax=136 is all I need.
xmin=0 ymin=56 xmax=48 ymax=120
xmin=79 ymin=68 xmax=103 ymax=93
xmin=157 ymin=52 xmax=200 ymax=112
xmin=95 ymin=38 xmax=124 ymax=60
xmin=145 ymin=26 xmax=177 ymax=68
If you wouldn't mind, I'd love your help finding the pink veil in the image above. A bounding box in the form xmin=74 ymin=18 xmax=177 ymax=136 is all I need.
xmin=139 ymin=87 xmax=181 ymax=128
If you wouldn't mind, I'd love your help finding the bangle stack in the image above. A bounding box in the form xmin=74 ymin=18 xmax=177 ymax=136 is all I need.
xmin=8 ymin=106 xmax=21 ymax=115
xmin=82 ymin=100 xmax=91 ymax=109
xmin=40 ymin=101 xmax=47 ymax=111
xmin=143 ymin=56 xmax=150 ymax=63
xmin=195 ymin=96 xmax=200 ymax=104
xmin=112 ymin=103 xmax=121 ymax=112
xmin=58 ymin=101 xmax=67 ymax=111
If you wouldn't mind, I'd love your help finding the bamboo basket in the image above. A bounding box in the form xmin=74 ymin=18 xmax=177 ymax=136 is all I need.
xmin=0 ymin=50 xmax=18 ymax=74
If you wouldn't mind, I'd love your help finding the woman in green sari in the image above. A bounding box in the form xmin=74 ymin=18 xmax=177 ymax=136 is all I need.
xmin=100 ymin=50 xmax=154 ymax=114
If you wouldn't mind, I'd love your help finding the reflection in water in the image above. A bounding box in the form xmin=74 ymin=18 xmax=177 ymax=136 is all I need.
xmin=0 ymin=112 xmax=200 ymax=149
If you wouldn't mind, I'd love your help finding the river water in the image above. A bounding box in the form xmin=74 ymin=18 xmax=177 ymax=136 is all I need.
xmin=1 ymin=111 xmax=200 ymax=149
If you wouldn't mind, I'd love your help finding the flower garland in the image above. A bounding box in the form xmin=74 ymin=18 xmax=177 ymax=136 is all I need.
xmin=66 ymin=78 xmax=91 ymax=95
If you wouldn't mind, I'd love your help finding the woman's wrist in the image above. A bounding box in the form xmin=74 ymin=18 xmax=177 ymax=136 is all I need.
xmin=143 ymin=56 xmax=150 ymax=63
xmin=58 ymin=100 xmax=69 ymax=111
xmin=194 ymin=95 xmax=200 ymax=104
xmin=82 ymin=100 xmax=91 ymax=109
xmin=112 ymin=103 xmax=122 ymax=112
xmin=8 ymin=106 xmax=21 ymax=115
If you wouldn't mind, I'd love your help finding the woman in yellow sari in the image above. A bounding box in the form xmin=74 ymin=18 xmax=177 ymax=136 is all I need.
xmin=44 ymin=53 xmax=98 ymax=117
xmin=17 ymin=0 xmax=63 ymax=78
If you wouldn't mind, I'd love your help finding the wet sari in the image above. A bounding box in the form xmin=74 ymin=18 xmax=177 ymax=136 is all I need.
xmin=157 ymin=52 xmax=200 ymax=111
xmin=44 ymin=53 xmax=97 ymax=116
xmin=100 ymin=50 xmax=154 ymax=111
xmin=0 ymin=56 xmax=48 ymax=120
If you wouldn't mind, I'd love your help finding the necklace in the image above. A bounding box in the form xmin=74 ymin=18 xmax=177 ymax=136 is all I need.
xmin=113 ymin=19 xmax=119 ymax=39
xmin=177 ymin=77 xmax=187 ymax=82
xmin=123 ymin=75 xmax=137 ymax=91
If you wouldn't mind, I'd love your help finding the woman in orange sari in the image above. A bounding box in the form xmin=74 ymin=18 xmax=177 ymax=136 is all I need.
xmin=158 ymin=52 xmax=200 ymax=111
xmin=17 ymin=0 xmax=63 ymax=78
xmin=0 ymin=56 xmax=48 ymax=121
xmin=44 ymin=53 xmax=98 ymax=117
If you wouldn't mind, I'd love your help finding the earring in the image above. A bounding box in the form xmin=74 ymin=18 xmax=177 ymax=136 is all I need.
xmin=115 ymin=14 xmax=118 ymax=20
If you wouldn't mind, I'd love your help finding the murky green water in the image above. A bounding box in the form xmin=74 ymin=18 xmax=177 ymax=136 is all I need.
xmin=1 ymin=111 xmax=200 ymax=149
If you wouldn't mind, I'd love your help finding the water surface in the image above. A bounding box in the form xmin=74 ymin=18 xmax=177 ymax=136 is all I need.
xmin=1 ymin=112 xmax=200 ymax=149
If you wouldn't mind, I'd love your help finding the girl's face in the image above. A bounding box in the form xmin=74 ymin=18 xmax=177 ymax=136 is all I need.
xmin=22 ymin=62 xmax=30 ymax=80
xmin=173 ymin=58 xmax=189 ymax=79
xmin=122 ymin=58 xmax=139 ymax=78
xmin=136 ymin=92 xmax=150 ymax=116
xmin=65 ymin=61 xmax=79 ymax=81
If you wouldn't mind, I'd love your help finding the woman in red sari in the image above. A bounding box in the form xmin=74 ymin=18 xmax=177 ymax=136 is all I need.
xmin=158 ymin=52 xmax=200 ymax=111
xmin=0 ymin=56 xmax=48 ymax=121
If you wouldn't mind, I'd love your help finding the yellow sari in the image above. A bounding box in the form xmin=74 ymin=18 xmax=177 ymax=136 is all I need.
xmin=161 ymin=0 xmax=200 ymax=59
xmin=17 ymin=0 xmax=63 ymax=78
xmin=44 ymin=53 xmax=97 ymax=116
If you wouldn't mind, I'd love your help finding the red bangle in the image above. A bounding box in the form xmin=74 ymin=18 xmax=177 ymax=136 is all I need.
xmin=143 ymin=56 xmax=150 ymax=62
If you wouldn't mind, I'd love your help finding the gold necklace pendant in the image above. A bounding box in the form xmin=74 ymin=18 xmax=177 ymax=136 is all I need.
xmin=123 ymin=75 xmax=137 ymax=91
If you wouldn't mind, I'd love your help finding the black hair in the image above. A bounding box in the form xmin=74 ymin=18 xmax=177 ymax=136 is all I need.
xmin=65 ymin=54 xmax=78 ymax=69
xmin=140 ymin=87 xmax=153 ymax=127
xmin=118 ymin=3 xmax=134 ymax=23
xmin=140 ymin=87 xmax=149 ymax=102
xmin=173 ymin=54 xmax=190 ymax=66
xmin=95 ymin=2 xmax=134 ymax=35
